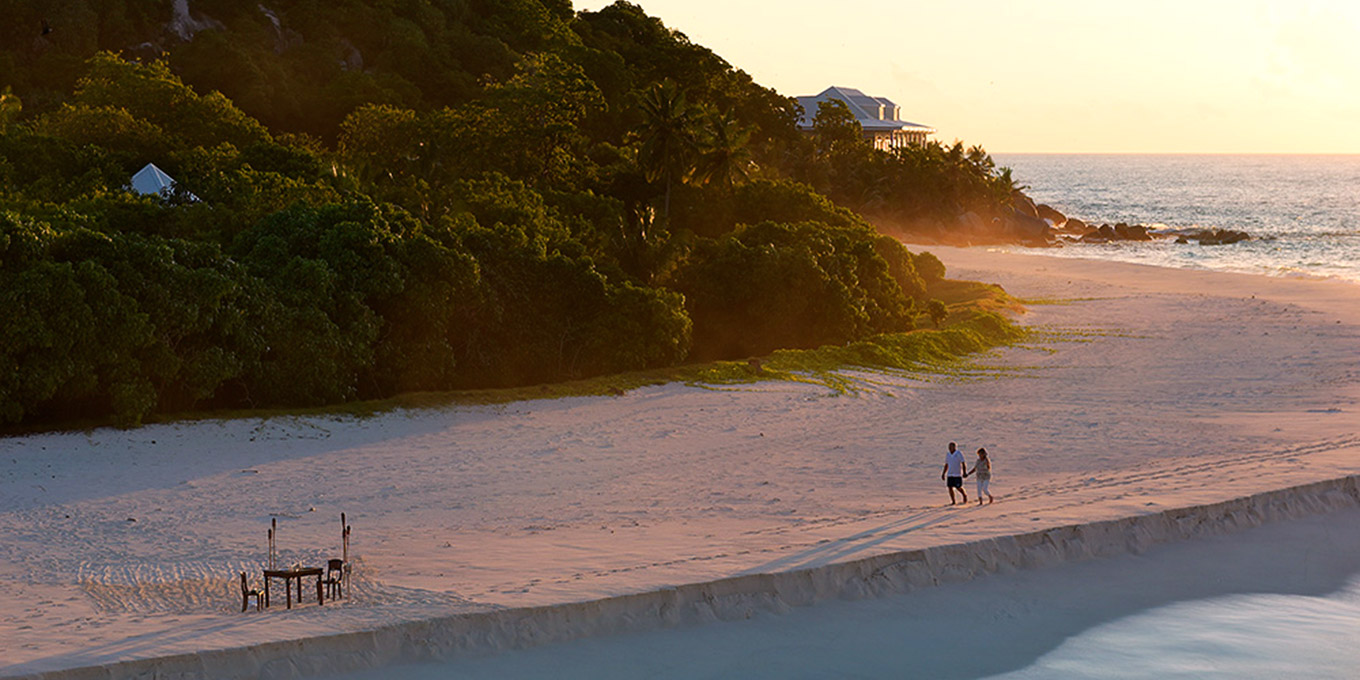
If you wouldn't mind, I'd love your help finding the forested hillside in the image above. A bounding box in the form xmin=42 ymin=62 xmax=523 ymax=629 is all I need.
xmin=0 ymin=0 xmax=1018 ymax=427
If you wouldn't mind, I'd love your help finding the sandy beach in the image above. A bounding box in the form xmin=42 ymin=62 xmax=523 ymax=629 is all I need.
xmin=3 ymin=246 xmax=1359 ymax=677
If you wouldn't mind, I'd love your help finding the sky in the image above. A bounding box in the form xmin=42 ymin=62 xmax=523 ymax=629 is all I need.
xmin=574 ymin=0 xmax=1360 ymax=153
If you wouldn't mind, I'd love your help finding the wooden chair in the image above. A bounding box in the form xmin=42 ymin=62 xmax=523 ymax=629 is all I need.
xmin=323 ymin=559 xmax=344 ymax=599
xmin=240 ymin=572 xmax=262 ymax=612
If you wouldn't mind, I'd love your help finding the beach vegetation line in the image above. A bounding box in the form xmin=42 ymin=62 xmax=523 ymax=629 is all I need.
xmin=0 ymin=279 xmax=1024 ymax=435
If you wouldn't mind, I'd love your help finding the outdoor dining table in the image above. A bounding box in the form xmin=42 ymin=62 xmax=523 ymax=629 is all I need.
xmin=263 ymin=566 xmax=324 ymax=609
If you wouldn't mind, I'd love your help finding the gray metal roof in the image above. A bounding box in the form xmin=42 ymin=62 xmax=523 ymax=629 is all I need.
xmin=131 ymin=163 xmax=177 ymax=196
xmin=795 ymin=86 xmax=934 ymax=133
xmin=130 ymin=162 xmax=201 ymax=202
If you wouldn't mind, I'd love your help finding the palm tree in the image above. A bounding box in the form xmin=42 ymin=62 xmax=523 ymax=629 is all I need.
xmin=691 ymin=109 xmax=753 ymax=191
xmin=636 ymin=79 xmax=699 ymax=222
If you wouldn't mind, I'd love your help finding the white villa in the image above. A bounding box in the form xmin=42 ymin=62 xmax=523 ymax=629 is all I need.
xmin=795 ymin=86 xmax=934 ymax=151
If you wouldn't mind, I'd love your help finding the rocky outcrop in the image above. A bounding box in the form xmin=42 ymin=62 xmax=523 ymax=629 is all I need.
xmin=1053 ymin=218 xmax=1249 ymax=246
xmin=933 ymin=193 xmax=1250 ymax=249
xmin=1036 ymin=204 xmax=1066 ymax=227
xmin=1177 ymin=228 xmax=1250 ymax=246
xmin=1071 ymin=222 xmax=1152 ymax=243
xmin=955 ymin=210 xmax=986 ymax=236
xmin=1011 ymin=191 xmax=1040 ymax=219
xmin=169 ymin=0 xmax=224 ymax=41
xmin=932 ymin=204 xmax=1057 ymax=248
xmin=258 ymin=5 xmax=305 ymax=54
xmin=1113 ymin=222 xmax=1152 ymax=241
xmin=1078 ymin=224 xmax=1114 ymax=243
xmin=1008 ymin=210 xmax=1053 ymax=246
xmin=339 ymin=39 xmax=365 ymax=71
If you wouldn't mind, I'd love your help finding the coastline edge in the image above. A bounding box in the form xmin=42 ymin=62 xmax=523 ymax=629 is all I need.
xmin=6 ymin=474 xmax=1359 ymax=680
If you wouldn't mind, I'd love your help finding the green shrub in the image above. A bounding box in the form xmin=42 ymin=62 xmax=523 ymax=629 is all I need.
xmin=673 ymin=220 xmax=914 ymax=360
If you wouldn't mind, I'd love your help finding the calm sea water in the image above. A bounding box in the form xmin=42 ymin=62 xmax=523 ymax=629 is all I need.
xmin=993 ymin=154 xmax=1360 ymax=283
xmin=986 ymin=575 xmax=1360 ymax=680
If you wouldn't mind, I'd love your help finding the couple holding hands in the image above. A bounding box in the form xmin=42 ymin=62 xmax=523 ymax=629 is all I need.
xmin=941 ymin=442 xmax=994 ymax=506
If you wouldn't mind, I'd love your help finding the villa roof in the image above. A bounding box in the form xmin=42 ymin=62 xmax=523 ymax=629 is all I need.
xmin=795 ymin=86 xmax=935 ymax=133
xmin=130 ymin=163 xmax=178 ymax=196
xmin=130 ymin=162 xmax=200 ymax=202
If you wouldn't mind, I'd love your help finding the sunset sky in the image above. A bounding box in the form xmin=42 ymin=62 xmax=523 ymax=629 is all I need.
xmin=575 ymin=1 xmax=1360 ymax=153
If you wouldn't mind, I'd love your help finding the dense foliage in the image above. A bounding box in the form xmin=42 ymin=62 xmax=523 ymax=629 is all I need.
xmin=0 ymin=0 xmax=1017 ymax=427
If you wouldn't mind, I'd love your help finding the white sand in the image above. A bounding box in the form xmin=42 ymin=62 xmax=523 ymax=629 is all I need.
xmin=2 ymin=247 xmax=1358 ymax=676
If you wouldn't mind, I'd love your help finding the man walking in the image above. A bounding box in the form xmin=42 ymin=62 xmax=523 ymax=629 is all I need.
xmin=942 ymin=441 xmax=968 ymax=505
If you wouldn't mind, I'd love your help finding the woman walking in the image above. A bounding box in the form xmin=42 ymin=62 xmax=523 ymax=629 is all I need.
xmin=966 ymin=447 xmax=994 ymax=505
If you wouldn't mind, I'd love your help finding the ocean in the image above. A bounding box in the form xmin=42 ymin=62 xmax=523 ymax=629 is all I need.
xmin=992 ymin=154 xmax=1360 ymax=283
xmin=986 ymin=575 xmax=1360 ymax=679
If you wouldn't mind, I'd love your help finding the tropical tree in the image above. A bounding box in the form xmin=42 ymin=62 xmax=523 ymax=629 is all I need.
xmin=926 ymin=299 xmax=948 ymax=328
xmin=481 ymin=53 xmax=605 ymax=188
xmin=672 ymin=220 xmax=915 ymax=360
xmin=690 ymin=109 xmax=753 ymax=190
xmin=635 ymin=79 xmax=700 ymax=222
xmin=811 ymin=99 xmax=866 ymax=157
xmin=337 ymin=104 xmax=422 ymax=186
xmin=72 ymin=52 xmax=268 ymax=151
